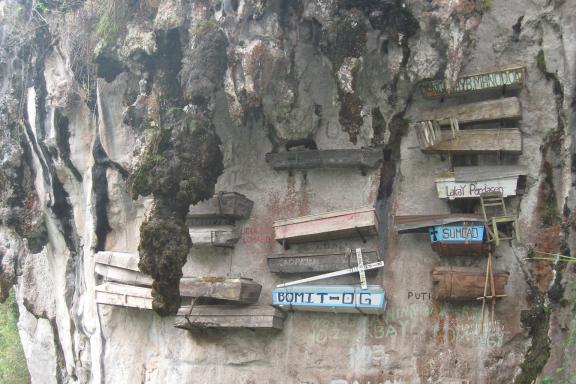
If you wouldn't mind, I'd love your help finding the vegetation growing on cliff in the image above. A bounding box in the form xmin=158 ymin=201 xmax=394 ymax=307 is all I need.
xmin=0 ymin=291 xmax=29 ymax=384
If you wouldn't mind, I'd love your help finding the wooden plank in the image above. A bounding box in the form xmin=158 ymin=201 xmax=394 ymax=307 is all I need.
xmin=95 ymin=282 xmax=152 ymax=309
xmin=265 ymin=148 xmax=383 ymax=171
xmin=267 ymin=249 xmax=380 ymax=273
xmin=187 ymin=192 xmax=253 ymax=225
xmin=432 ymin=267 xmax=509 ymax=301
xmin=95 ymin=264 xmax=153 ymax=286
xmin=189 ymin=227 xmax=240 ymax=248
xmin=94 ymin=251 xmax=140 ymax=272
xmin=272 ymin=285 xmax=386 ymax=314
xmin=395 ymin=214 xmax=485 ymax=233
xmin=273 ymin=207 xmax=378 ymax=244
xmin=179 ymin=277 xmax=262 ymax=303
xmin=421 ymin=128 xmax=522 ymax=154
xmin=420 ymin=97 xmax=521 ymax=125
xmin=420 ymin=64 xmax=525 ymax=98
xmin=174 ymin=305 xmax=284 ymax=330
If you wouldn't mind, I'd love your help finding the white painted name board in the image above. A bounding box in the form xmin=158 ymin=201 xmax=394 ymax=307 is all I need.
xmin=435 ymin=177 xmax=519 ymax=199
xmin=272 ymin=285 xmax=385 ymax=314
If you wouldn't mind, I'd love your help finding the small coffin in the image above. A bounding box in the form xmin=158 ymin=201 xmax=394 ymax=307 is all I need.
xmin=435 ymin=166 xmax=527 ymax=200
xmin=187 ymin=192 xmax=253 ymax=226
xmin=189 ymin=227 xmax=240 ymax=248
xmin=180 ymin=277 xmax=261 ymax=304
xmin=95 ymin=282 xmax=152 ymax=309
xmin=265 ymin=148 xmax=383 ymax=171
xmin=420 ymin=64 xmax=525 ymax=98
xmin=429 ymin=224 xmax=490 ymax=257
xmin=175 ymin=305 xmax=284 ymax=330
xmin=273 ymin=206 xmax=378 ymax=245
xmin=267 ymin=249 xmax=380 ymax=273
xmin=432 ymin=267 xmax=509 ymax=301
xmin=272 ymin=285 xmax=386 ymax=314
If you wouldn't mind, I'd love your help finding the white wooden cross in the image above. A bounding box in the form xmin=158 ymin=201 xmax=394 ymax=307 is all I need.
xmin=276 ymin=248 xmax=383 ymax=288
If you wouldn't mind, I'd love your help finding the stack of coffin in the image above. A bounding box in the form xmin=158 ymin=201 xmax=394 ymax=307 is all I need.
xmin=187 ymin=192 xmax=253 ymax=248
xmin=394 ymin=214 xmax=489 ymax=257
xmin=265 ymin=147 xmax=383 ymax=173
xmin=432 ymin=266 xmax=509 ymax=301
xmin=94 ymin=252 xmax=284 ymax=330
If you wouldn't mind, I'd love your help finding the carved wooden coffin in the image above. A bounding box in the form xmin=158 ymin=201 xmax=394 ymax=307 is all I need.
xmin=189 ymin=227 xmax=240 ymax=248
xmin=174 ymin=305 xmax=285 ymax=330
xmin=265 ymin=148 xmax=383 ymax=171
xmin=187 ymin=192 xmax=253 ymax=226
xmin=95 ymin=282 xmax=152 ymax=309
xmin=273 ymin=206 xmax=378 ymax=245
xmin=267 ymin=249 xmax=380 ymax=273
xmin=179 ymin=277 xmax=261 ymax=303
xmin=272 ymin=285 xmax=386 ymax=314
xmin=432 ymin=267 xmax=509 ymax=301
xmin=429 ymin=224 xmax=489 ymax=257
xmin=420 ymin=64 xmax=525 ymax=98
xmin=435 ymin=166 xmax=527 ymax=199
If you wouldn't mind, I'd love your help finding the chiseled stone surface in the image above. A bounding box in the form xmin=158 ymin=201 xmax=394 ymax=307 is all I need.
xmin=0 ymin=0 xmax=575 ymax=383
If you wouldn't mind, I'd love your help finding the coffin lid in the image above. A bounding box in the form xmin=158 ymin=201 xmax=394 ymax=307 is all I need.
xmin=273 ymin=206 xmax=375 ymax=227
xmin=395 ymin=214 xmax=485 ymax=233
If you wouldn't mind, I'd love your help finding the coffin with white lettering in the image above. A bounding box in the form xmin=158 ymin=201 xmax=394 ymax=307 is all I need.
xmin=420 ymin=64 xmax=525 ymax=98
xmin=272 ymin=285 xmax=386 ymax=314
xmin=273 ymin=206 xmax=378 ymax=245
xmin=429 ymin=224 xmax=489 ymax=257
xmin=267 ymin=249 xmax=380 ymax=273
xmin=435 ymin=166 xmax=527 ymax=200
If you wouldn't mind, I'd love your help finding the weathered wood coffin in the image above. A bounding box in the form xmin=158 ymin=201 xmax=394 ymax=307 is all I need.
xmin=95 ymin=282 xmax=153 ymax=309
xmin=95 ymin=264 xmax=153 ymax=286
xmin=435 ymin=166 xmax=527 ymax=199
xmin=180 ymin=277 xmax=261 ymax=303
xmin=267 ymin=249 xmax=380 ymax=273
xmin=272 ymin=285 xmax=386 ymax=314
xmin=395 ymin=214 xmax=485 ymax=233
xmin=189 ymin=227 xmax=240 ymax=247
xmin=187 ymin=192 xmax=253 ymax=226
xmin=95 ymin=251 xmax=140 ymax=271
xmin=429 ymin=224 xmax=489 ymax=257
xmin=419 ymin=128 xmax=522 ymax=154
xmin=175 ymin=305 xmax=285 ymax=330
xmin=420 ymin=64 xmax=525 ymax=98
xmin=432 ymin=267 xmax=509 ymax=301
xmin=265 ymin=148 xmax=383 ymax=171
xmin=273 ymin=206 xmax=378 ymax=244
xmin=420 ymin=97 xmax=521 ymax=126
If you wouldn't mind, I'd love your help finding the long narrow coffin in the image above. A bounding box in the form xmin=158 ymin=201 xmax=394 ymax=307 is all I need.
xmin=419 ymin=128 xmax=522 ymax=154
xmin=267 ymin=249 xmax=380 ymax=273
xmin=420 ymin=64 xmax=525 ymax=98
xmin=95 ymin=264 xmax=153 ymax=286
xmin=187 ymin=192 xmax=253 ymax=226
xmin=272 ymin=285 xmax=386 ymax=314
xmin=189 ymin=227 xmax=240 ymax=248
xmin=435 ymin=166 xmax=527 ymax=199
xmin=432 ymin=267 xmax=509 ymax=301
xmin=395 ymin=214 xmax=485 ymax=233
xmin=95 ymin=251 xmax=140 ymax=271
xmin=273 ymin=206 xmax=378 ymax=244
xmin=429 ymin=224 xmax=489 ymax=257
xmin=95 ymin=282 xmax=152 ymax=309
xmin=420 ymin=97 xmax=521 ymax=126
xmin=265 ymin=148 xmax=383 ymax=171
xmin=174 ymin=305 xmax=285 ymax=330
xmin=179 ymin=277 xmax=261 ymax=303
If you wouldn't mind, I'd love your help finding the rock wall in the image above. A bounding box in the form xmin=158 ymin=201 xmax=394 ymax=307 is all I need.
xmin=0 ymin=0 xmax=575 ymax=383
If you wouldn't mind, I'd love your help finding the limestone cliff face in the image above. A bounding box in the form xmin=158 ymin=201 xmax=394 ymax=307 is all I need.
xmin=0 ymin=0 xmax=575 ymax=383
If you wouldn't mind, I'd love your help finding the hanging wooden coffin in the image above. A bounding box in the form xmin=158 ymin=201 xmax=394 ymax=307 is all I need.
xmin=95 ymin=251 xmax=140 ymax=271
xmin=179 ymin=277 xmax=261 ymax=304
xmin=265 ymin=148 xmax=383 ymax=171
xmin=95 ymin=282 xmax=153 ymax=309
xmin=187 ymin=192 xmax=253 ymax=226
xmin=94 ymin=251 xmax=152 ymax=286
xmin=435 ymin=166 xmax=527 ymax=200
xmin=273 ymin=206 xmax=378 ymax=245
xmin=267 ymin=249 xmax=380 ymax=273
xmin=429 ymin=224 xmax=489 ymax=257
xmin=432 ymin=267 xmax=509 ymax=301
xmin=420 ymin=64 xmax=525 ymax=98
xmin=174 ymin=305 xmax=285 ymax=330
xmin=189 ymin=227 xmax=240 ymax=248
xmin=272 ymin=285 xmax=386 ymax=314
